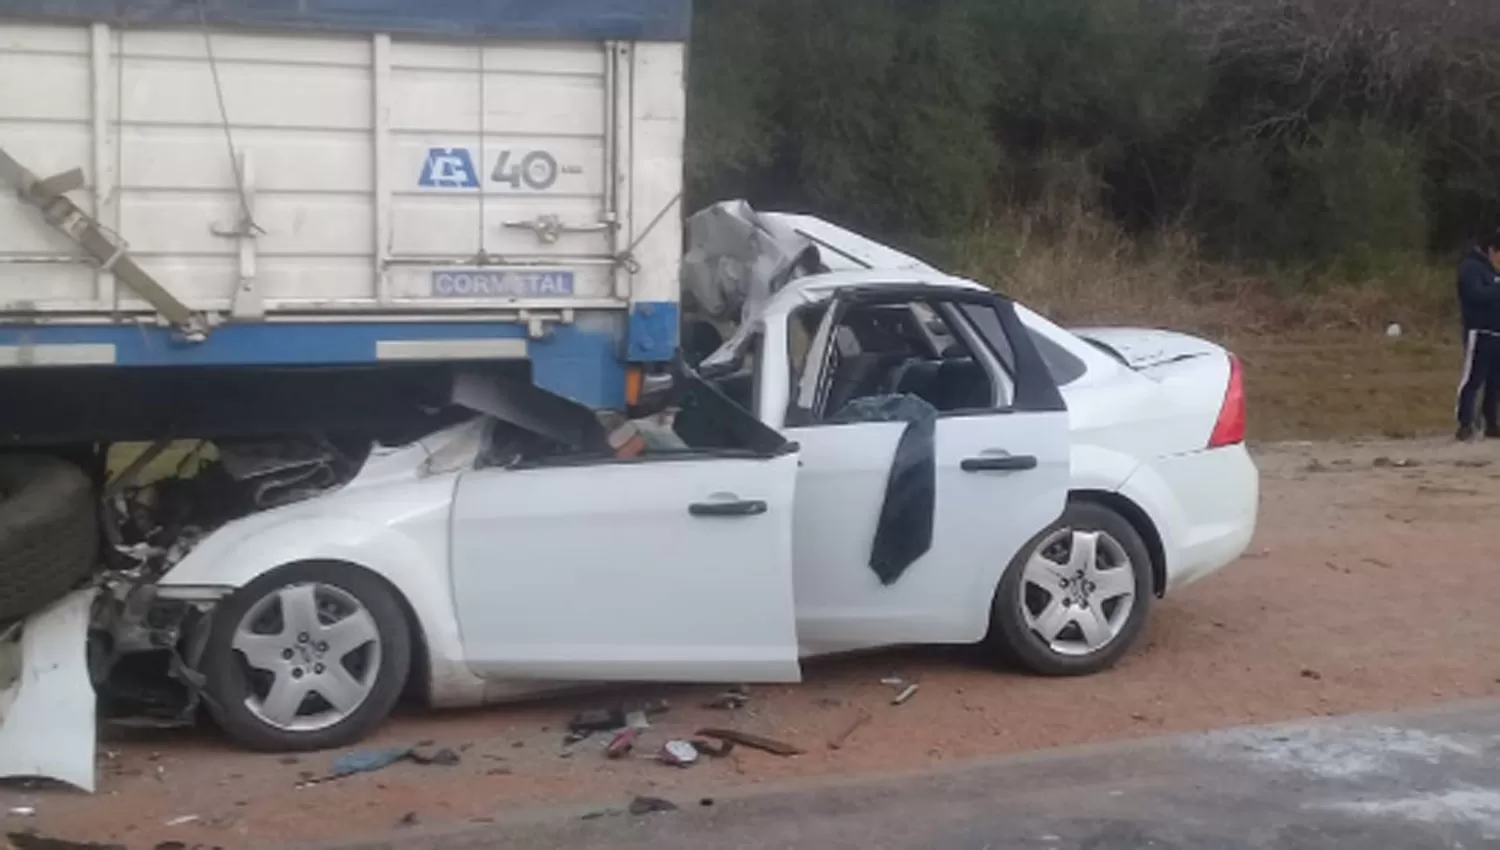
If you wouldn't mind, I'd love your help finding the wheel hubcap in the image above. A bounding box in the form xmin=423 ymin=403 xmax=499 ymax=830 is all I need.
xmin=1020 ymin=529 xmax=1137 ymax=657
xmin=232 ymin=582 xmax=381 ymax=732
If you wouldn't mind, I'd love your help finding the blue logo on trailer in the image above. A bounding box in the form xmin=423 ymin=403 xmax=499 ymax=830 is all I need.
xmin=419 ymin=148 xmax=480 ymax=189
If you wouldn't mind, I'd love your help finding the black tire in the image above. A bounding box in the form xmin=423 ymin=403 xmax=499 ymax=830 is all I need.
xmin=203 ymin=561 xmax=411 ymax=752
xmin=0 ymin=455 xmax=98 ymax=622
xmin=986 ymin=501 xmax=1154 ymax=677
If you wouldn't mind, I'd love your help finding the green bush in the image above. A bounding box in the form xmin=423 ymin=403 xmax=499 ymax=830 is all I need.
xmin=1290 ymin=121 xmax=1429 ymax=278
xmin=681 ymin=0 xmax=1500 ymax=279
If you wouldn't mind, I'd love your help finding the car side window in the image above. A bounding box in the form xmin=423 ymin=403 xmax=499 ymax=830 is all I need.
xmin=798 ymin=298 xmax=1009 ymax=423
xmin=1027 ymin=329 xmax=1088 ymax=386
xmin=959 ymin=303 xmax=1017 ymax=374
xmin=962 ymin=305 xmax=1086 ymax=387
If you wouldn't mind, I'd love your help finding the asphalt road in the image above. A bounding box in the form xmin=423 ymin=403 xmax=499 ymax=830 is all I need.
xmin=321 ymin=700 xmax=1500 ymax=850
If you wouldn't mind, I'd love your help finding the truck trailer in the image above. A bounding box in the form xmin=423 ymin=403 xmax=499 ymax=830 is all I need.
xmin=0 ymin=0 xmax=689 ymax=446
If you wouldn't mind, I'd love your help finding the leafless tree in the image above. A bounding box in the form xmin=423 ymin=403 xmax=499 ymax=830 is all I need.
xmin=1177 ymin=0 xmax=1500 ymax=142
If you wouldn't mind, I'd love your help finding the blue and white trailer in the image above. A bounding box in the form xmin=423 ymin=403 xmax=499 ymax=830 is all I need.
xmin=0 ymin=0 xmax=689 ymax=443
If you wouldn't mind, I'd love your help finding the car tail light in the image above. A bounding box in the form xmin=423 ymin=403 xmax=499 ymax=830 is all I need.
xmin=1208 ymin=354 xmax=1246 ymax=448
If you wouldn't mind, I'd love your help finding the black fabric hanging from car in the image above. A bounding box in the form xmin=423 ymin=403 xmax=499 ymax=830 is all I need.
xmin=829 ymin=394 xmax=938 ymax=586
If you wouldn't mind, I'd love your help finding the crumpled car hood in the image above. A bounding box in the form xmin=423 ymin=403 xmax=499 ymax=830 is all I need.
xmin=681 ymin=201 xmax=823 ymax=325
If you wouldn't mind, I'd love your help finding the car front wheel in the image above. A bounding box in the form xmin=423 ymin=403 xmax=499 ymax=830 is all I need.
xmin=202 ymin=562 xmax=411 ymax=752
xmin=987 ymin=502 xmax=1154 ymax=676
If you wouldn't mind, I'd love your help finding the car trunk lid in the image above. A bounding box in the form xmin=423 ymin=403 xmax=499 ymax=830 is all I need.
xmin=1070 ymin=328 xmax=1222 ymax=373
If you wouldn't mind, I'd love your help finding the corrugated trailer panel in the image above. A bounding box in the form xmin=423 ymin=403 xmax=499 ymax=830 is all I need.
xmin=0 ymin=1 xmax=691 ymax=41
xmin=0 ymin=1 xmax=687 ymax=406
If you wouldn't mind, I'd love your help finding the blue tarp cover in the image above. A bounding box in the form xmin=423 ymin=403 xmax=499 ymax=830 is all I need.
xmin=0 ymin=0 xmax=691 ymax=41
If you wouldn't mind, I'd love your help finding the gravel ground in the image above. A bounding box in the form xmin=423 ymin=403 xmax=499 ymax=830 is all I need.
xmin=4 ymin=438 xmax=1500 ymax=849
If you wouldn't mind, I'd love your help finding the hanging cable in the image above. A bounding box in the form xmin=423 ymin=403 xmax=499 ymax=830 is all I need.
xmin=196 ymin=0 xmax=263 ymax=236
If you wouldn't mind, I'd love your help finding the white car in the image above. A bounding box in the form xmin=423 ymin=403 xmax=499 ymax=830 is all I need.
xmin=121 ymin=219 xmax=1260 ymax=753
xmin=771 ymin=214 xmax=1258 ymax=594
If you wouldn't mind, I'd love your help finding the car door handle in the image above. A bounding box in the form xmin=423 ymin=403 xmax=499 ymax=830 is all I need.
xmin=689 ymin=499 xmax=769 ymax=518
xmin=961 ymin=455 xmax=1038 ymax=473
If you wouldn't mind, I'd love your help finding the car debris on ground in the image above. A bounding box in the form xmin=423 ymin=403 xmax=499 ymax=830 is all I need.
xmin=627 ymin=796 xmax=679 ymax=816
xmin=702 ymin=685 xmax=751 ymax=710
xmin=567 ymin=708 xmax=625 ymax=735
xmin=409 ymin=746 xmax=461 ymax=767
xmin=567 ymin=699 xmax=667 ymax=735
xmin=689 ymin=738 xmax=735 ymax=758
xmin=892 ymin=684 xmax=920 ymax=706
xmin=605 ymin=728 xmax=639 ymax=760
xmin=328 ymin=747 xmax=411 ymax=779
xmin=658 ymin=740 xmax=699 ymax=767
xmin=695 ymin=728 xmax=804 ymax=757
xmin=300 ymin=742 xmax=465 ymax=785
xmin=828 ymin=709 xmax=872 ymax=750
xmin=0 ymin=591 xmax=98 ymax=792
xmin=6 ymin=834 xmax=124 ymax=850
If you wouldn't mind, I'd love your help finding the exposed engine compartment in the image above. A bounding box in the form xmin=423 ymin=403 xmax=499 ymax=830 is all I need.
xmin=85 ymin=436 xmax=373 ymax=727
xmin=103 ymin=436 xmax=373 ymax=581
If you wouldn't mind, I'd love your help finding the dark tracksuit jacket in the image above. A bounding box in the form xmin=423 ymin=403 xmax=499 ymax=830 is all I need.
xmin=1455 ymin=248 xmax=1500 ymax=429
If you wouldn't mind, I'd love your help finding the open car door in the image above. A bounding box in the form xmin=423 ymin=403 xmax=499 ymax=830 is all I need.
xmin=783 ymin=284 xmax=1072 ymax=650
xmin=450 ymin=377 xmax=802 ymax=684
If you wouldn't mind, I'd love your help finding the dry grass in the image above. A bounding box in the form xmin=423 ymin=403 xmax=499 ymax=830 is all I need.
xmin=1227 ymin=332 xmax=1460 ymax=443
xmin=946 ymin=208 xmax=1464 ymax=442
xmin=950 ymin=208 xmax=1454 ymax=333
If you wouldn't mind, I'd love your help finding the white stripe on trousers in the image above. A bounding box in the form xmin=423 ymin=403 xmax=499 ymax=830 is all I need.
xmin=1457 ymin=330 xmax=1478 ymax=413
xmin=1456 ymin=329 xmax=1493 ymax=421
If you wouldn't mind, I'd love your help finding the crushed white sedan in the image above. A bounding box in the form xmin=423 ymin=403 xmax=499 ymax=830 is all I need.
xmin=0 ymin=210 xmax=1258 ymax=766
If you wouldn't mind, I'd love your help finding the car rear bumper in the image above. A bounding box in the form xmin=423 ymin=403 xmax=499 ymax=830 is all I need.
xmin=1124 ymin=444 xmax=1259 ymax=593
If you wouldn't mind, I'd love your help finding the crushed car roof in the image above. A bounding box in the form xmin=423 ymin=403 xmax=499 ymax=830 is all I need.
xmin=753 ymin=269 xmax=989 ymax=317
xmin=759 ymin=213 xmax=938 ymax=274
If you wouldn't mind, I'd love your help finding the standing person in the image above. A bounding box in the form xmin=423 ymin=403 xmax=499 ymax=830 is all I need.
xmin=1455 ymin=230 xmax=1500 ymax=440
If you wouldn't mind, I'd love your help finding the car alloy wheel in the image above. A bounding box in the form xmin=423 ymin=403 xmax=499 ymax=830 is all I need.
xmin=987 ymin=501 xmax=1154 ymax=676
xmin=1019 ymin=528 xmax=1137 ymax=657
xmin=204 ymin=562 xmax=411 ymax=752
xmin=232 ymin=581 xmax=383 ymax=732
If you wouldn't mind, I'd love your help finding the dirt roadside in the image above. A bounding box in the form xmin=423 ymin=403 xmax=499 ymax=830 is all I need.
xmin=3 ymin=437 xmax=1499 ymax=849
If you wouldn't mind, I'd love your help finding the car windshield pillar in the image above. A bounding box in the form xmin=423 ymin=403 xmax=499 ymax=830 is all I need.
xmin=755 ymin=314 xmax=797 ymax=431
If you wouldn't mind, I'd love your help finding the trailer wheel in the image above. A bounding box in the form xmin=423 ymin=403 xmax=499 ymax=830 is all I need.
xmin=0 ymin=455 xmax=99 ymax=622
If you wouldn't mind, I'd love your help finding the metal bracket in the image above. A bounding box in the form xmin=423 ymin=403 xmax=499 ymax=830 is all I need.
xmin=0 ymin=147 xmax=209 ymax=341
xmin=35 ymin=168 xmax=86 ymax=198
xmin=210 ymin=152 xmax=264 ymax=320
xmin=503 ymin=214 xmax=615 ymax=245
xmin=516 ymin=310 xmax=552 ymax=340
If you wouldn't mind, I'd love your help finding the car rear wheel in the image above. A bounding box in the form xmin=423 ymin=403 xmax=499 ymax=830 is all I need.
xmin=203 ymin=561 xmax=410 ymax=752
xmin=986 ymin=502 xmax=1153 ymax=676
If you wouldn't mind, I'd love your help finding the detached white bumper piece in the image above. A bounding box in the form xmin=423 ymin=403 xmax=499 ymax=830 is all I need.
xmin=0 ymin=589 xmax=98 ymax=792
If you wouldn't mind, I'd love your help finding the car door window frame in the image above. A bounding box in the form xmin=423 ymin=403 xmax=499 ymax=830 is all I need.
xmin=932 ymin=300 xmax=1014 ymax=410
xmin=475 ymin=364 xmax=798 ymax=474
xmin=504 ymin=445 xmax=794 ymax=473
xmin=791 ymin=298 xmax=845 ymax=423
xmin=788 ymin=285 xmax=1063 ymax=426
